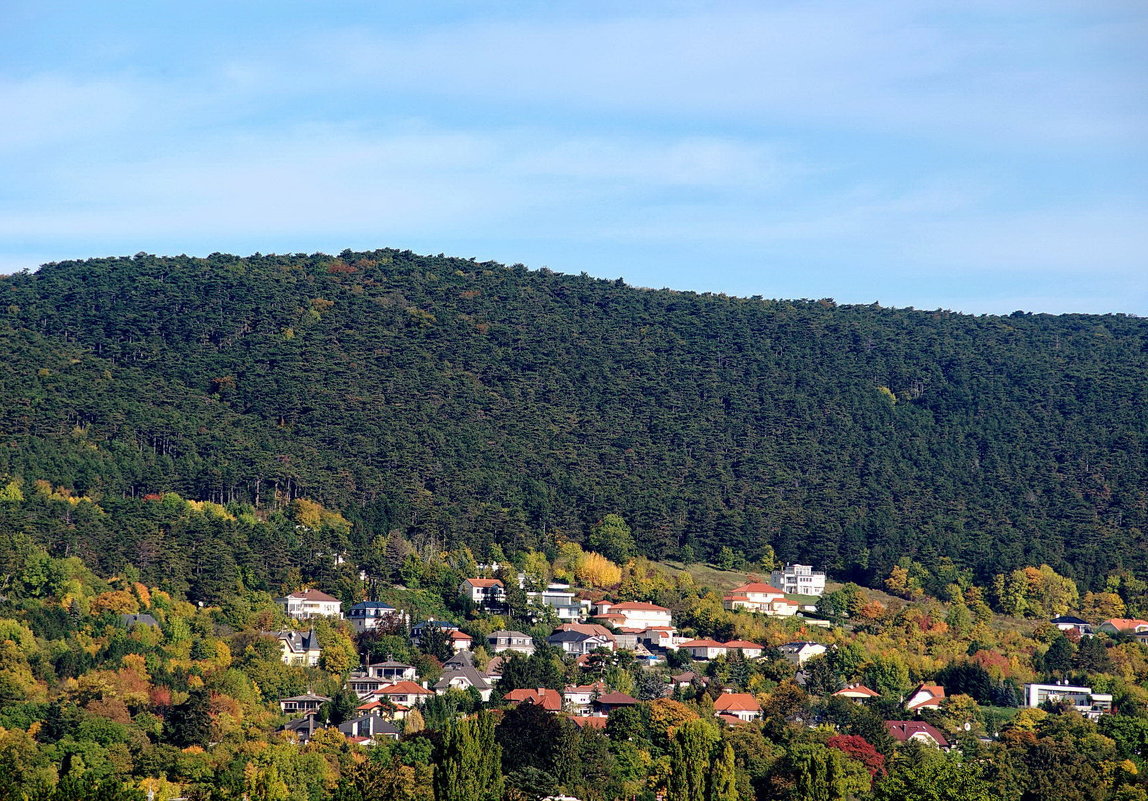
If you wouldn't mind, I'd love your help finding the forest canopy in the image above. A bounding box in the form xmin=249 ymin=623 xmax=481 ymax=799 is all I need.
xmin=0 ymin=250 xmax=1144 ymax=590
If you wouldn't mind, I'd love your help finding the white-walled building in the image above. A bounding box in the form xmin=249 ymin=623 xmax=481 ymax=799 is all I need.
xmin=722 ymin=582 xmax=800 ymax=616
xmin=347 ymin=602 xmax=408 ymax=634
xmin=769 ymin=564 xmax=826 ymax=596
xmin=277 ymin=589 xmax=343 ymax=619
xmin=1023 ymin=683 xmax=1112 ymax=720
xmin=593 ymin=601 xmax=672 ymax=630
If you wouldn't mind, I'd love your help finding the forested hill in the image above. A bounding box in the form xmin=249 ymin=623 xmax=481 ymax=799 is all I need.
xmin=1 ymin=250 xmax=1145 ymax=589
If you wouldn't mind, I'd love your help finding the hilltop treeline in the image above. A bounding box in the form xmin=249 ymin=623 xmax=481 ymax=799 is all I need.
xmin=1 ymin=250 xmax=1145 ymax=588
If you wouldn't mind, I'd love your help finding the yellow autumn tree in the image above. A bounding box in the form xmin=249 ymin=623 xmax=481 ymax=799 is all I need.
xmin=575 ymin=551 xmax=622 ymax=588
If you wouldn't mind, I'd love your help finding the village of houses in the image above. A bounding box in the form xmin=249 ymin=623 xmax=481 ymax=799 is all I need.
xmin=262 ymin=562 xmax=1142 ymax=754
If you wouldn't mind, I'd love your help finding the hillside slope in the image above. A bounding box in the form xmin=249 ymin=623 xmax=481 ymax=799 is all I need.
xmin=1 ymin=250 xmax=1145 ymax=587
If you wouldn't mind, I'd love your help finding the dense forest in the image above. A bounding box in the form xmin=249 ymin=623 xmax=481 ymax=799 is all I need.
xmin=1 ymin=250 xmax=1145 ymax=590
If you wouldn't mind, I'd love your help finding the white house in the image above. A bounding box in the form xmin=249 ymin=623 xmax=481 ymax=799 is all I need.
xmin=679 ymin=638 xmax=728 ymax=660
xmin=722 ymin=582 xmax=800 ymax=616
xmin=527 ymin=583 xmax=588 ymax=621
xmin=1023 ymin=683 xmax=1113 ymax=720
xmin=593 ymin=601 xmax=672 ymax=630
xmin=769 ymin=564 xmax=826 ymax=596
xmin=459 ymin=578 xmax=506 ymax=607
xmin=778 ymin=641 xmax=827 ymax=666
xmin=487 ymin=630 xmax=536 ymax=655
xmin=279 ymin=692 xmax=329 ymax=716
xmin=548 ymin=629 xmax=614 ymax=655
xmin=904 ymin=683 xmax=945 ymax=712
xmin=713 ymin=692 xmax=763 ymax=722
xmin=723 ymin=640 xmax=764 ymax=659
xmin=360 ymin=661 xmax=417 ymax=682
xmin=277 ymin=589 xmax=343 ymax=620
xmin=347 ymin=602 xmax=407 ymax=634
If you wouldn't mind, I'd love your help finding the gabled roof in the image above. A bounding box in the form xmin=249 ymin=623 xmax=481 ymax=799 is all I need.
xmin=280 ymin=692 xmax=331 ymax=703
xmin=434 ymin=666 xmax=492 ymax=692
xmin=723 ymin=640 xmax=763 ymax=650
xmin=489 ymin=630 xmax=533 ymax=640
xmin=463 ymin=578 xmax=504 ymax=588
xmin=727 ymin=582 xmax=785 ymax=595
xmin=269 ymin=629 xmax=321 ymax=654
xmin=282 ymin=589 xmax=340 ymax=602
xmin=593 ymin=692 xmax=638 ymax=706
xmin=886 ymin=721 xmax=948 ymax=747
xmin=905 ymin=683 xmax=945 ymax=710
xmin=713 ymin=692 xmax=762 ymax=713
xmin=1050 ymin=615 xmax=1089 ymax=625
xmin=1101 ymin=618 xmax=1148 ymax=632
xmin=834 ymin=684 xmax=879 ymax=698
xmin=680 ymin=638 xmax=726 ymax=649
xmin=373 ymin=681 xmax=433 ymax=697
xmin=556 ymin=623 xmax=616 ymax=639
xmin=717 ymin=713 xmax=749 ymax=725
xmin=609 ymin=601 xmax=671 ymax=612
xmin=119 ymin=613 xmax=160 ymax=627
xmin=564 ymin=681 xmax=608 ymax=695
xmin=504 ymin=688 xmax=563 ymax=711
xmin=349 ymin=601 xmax=397 ymax=611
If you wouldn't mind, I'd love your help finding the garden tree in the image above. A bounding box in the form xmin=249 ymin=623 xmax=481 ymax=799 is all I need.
xmin=419 ymin=623 xmax=455 ymax=663
xmin=769 ymin=742 xmax=870 ymax=801
xmin=863 ymin=653 xmax=911 ymax=699
xmin=435 ymin=712 xmax=503 ymax=801
xmin=1074 ymin=636 xmax=1114 ymax=673
xmin=666 ymin=719 xmax=720 ymax=801
xmin=319 ymin=628 xmax=359 ymax=676
xmin=873 ymin=744 xmax=995 ymax=801
xmin=318 ymin=689 xmax=360 ymax=726
xmin=587 ymin=515 xmax=636 ymax=565
xmin=826 ymin=735 xmax=885 ymax=779
xmin=991 ymin=565 xmax=1079 ymax=619
xmin=496 ymin=702 xmax=567 ymax=778
xmin=802 ymin=655 xmax=842 ymax=697
xmin=496 ymin=651 xmax=565 ymax=693
xmin=521 ymin=550 xmax=551 ymax=590
xmin=1040 ymin=634 xmax=1076 ymax=676
xmin=708 ymin=742 xmax=738 ymax=801
xmin=1081 ymin=591 xmax=1126 ymax=622
xmin=165 ymin=688 xmax=212 ymax=748
xmin=574 ymin=552 xmax=622 ymax=588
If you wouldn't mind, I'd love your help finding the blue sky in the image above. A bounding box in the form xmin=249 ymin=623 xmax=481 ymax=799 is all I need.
xmin=2 ymin=1 xmax=1146 ymax=314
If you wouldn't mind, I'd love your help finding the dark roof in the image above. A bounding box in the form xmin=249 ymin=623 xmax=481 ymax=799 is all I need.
xmin=268 ymin=629 xmax=320 ymax=654
xmin=119 ymin=613 xmax=160 ymax=628
xmin=593 ymin=692 xmax=638 ymax=706
xmin=280 ymin=693 xmax=331 ymax=703
xmin=434 ymin=665 xmax=492 ymax=692
xmin=1050 ymin=616 xmax=1089 ymax=625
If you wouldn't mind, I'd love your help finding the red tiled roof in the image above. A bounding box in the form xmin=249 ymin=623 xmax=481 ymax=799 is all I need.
xmin=556 ymin=623 xmax=616 ymax=639
xmin=905 ymin=683 xmax=945 ymax=710
xmin=594 ymin=692 xmax=638 ymax=706
xmin=717 ymin=713 xmax=748 ymax=725
xmin=834 ymin=684 xmax=880 ymax=698
xmin=504 ymin=688 xmax=563 ymax=711
xmin=375 ymin=681 xmax=433 ymax=696
xmin=714 ymin=693 xmax=762 ymax=713
xmin=680 ymin=639 xmax=726 ymax=649
xmin=610 ymin=601 xmax=671 ymax=612
xmin=464 ymin=578 xmax=504 ymax=588
xmin=886 ymin=721 xmax=948 ymax=747
xmin=723 ymin=640 xmax=763 ymax=650
xmin=569 ymin=715 xmax=608 ymax=729
xmin=287 ymin=589 xmax=340 ymax=602
xmin=448 ymin=630 xmax=473 ymax=640
xmin=729 ymin=582 xmax=785 ymax=595
xmin=1102 ymin=618 xmax=1148 ymax=632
